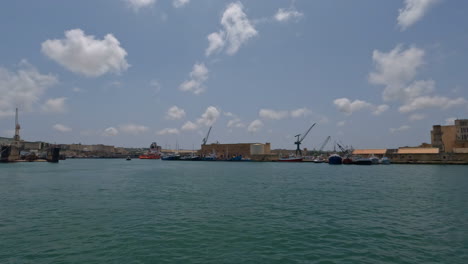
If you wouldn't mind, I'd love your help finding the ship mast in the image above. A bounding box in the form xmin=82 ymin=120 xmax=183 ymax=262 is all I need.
xmin=13 ymin=108 xmax=20 ymax=142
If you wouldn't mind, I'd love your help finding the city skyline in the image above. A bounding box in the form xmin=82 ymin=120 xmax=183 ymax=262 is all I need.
xmin=1 ymin=0 xmax=467 ymax=149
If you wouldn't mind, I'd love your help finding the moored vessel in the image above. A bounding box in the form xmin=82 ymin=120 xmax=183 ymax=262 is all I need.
xmin=328 ymin=154 xmax=342 ymax=164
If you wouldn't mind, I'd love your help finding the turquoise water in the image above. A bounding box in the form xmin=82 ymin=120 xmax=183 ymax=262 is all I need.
xmin=1 ymin=160 xmax=468 ymax=263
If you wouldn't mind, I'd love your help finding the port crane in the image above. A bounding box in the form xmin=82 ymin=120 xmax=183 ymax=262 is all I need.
xmin=336 ymin=142 xmax=352 ymax=157
xmin=294 ymin=123 xmax=316 ymax=156
xmin=202 ymin=126 xmax=212 ymax=146
xmin=318 ymin=136 xmax=331 ymax=153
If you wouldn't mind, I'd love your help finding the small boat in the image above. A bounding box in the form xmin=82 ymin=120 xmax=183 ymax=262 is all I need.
xmin=342 ymin=157 xmax=353 ymax=164
xmin=126 ymin=156 xmax=131 ymax=161
xmin=161 ymin=153 xmax=181 ymax=160
xmin=355 ymin=157 xmax=372 ymax=165
xmin=278 ymin=155 xmax=303 ymax=162
xmin=328 ymin=154 xmax=342 ymax=164
xmin=369 ymin=155 xmax=380 ymax=164
xmin=379 ymin=157 xmax=391 ymax=164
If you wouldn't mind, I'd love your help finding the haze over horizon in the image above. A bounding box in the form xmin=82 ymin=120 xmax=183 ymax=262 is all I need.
xmin=1 ymin=0 xmax=467 ymax=149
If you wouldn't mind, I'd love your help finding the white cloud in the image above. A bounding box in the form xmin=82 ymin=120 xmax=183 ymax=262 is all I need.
xmin=126 ymin=0 xmax=156 ymax=11
xmin=372 ymin=104 xmax=389 ymax=116
xmin=42 ymin=29 xmax=129 ymax=77
xmin=119 ymin=124 xmax=148 ymax=135
xmin=53 ymin=124 xmax=72 ymax=132
xmin=197 ymin=106 xmax=220 ymax=126
xmin=248 ymin=119 xmax=263 ymax=133
xmin=103 ymin=127 xmax=119 ymax=136
xmin=445 ymin=117 xmax=457 ymax=125
xmin=369 ymin=45 xmax=425 ymax=102
xmin=399 ymin=96 xmax=467 ymax=113
xmin=409 ymin=113 xmax=426 ymax=121
xmin=227 ymin=118 xmax=245 ymax=128
xmin=390 ymin=125 xmax=411 ymax=133
xmin=0 ymin=61 xmax=58 ymax=115
xmin=182 ymin=121 xmax=198 ymax=131
xmin=274 ymin=7 xmax=303 ymax=22
xmin=397 ymin=0 xmax=439 ymax=31
xmin=259 ymin=109 xmax=289 ymax=120
xmin=157 ymin=128 xmax=180 ymax=135
xmin=166 ymin=106 xmax=186 ymax=120
xmin=42 ymin=97 xmax=67 ymax=113
xmin=173 ymin=0 xmax=190 ymax=8
xmin=290 ymin=107 xmax=312 ymax=118
xmin=72 ymin=87 xmax=83 ymax=93
xmin=333 ymin=98 xmax=372 ymax=115
xmin=206 ymin=32 xmax=226 ymax=56
xmin=337 ymin=121 xmax=346 ymax=127
xmin=179 ymin=63 xmax=209 ymax=94
xmin=206 ymin=2 xmax=257 ymax=56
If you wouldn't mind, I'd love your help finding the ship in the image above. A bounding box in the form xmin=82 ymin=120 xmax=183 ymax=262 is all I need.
xmin=277 ymin=154 xmax=303 ymax=162
xmin=139 ymin=142 xmax=161 ymax=159
xmin=328 ymin=154 xmax=342 ymax=164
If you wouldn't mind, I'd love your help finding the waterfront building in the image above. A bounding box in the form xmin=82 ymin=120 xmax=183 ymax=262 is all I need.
xmin=199 ymin=142 xmax=272 ymax=160
xmin=431 ymin=119 xmax=468 ymax=152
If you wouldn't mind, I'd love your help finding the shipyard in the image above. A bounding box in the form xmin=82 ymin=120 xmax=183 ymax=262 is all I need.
xmin=2 ymin=109 xmax=468 ymax=164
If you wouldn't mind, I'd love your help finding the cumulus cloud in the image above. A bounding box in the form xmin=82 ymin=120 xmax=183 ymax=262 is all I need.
xmin=399 ymin=96 xmax=467 ymax=113
xmin=390 ymin=125 xmax=411 ymax=133
xmin=248 ymin=119 xmax=263 ymax=133
xmin=397 ymin=0 xmax=439 ymax=31
xmin=197 ymin=106 xmax=220 ymax=126
xmin=369 ymin=45 xmax=425 ymax=102
xmin=182 ymin=121 xmax=198 ymax=131
xmin=372 ymin=104 xmax=389 ymax=116
xmin=206 ymin=32 xmax=226 ymax=56
xmin=179 ymin=63 xmax=209 ymax=94
xmin=119 ymin=124 xmax=149 ymax=135
xmin=103 ymin=127 xmax=119 ymax=136
xmin=166 ymin=106 xmax=186 ymax=120
xmin=290 ymin=107 xmax=312 ymax=118
xmin=227 ymin=118 xmax=245 ymax=128
xmin=206 ymin=2 xmax=257 ymax=56
xmin=126 ymin=0 xmax=156 ymax=11
xmin=42 ymin=97 xmax=67 ymax=113
xmin=259 ymin=109 xmax=289 ymax=120
xmin=173 ymin=0 xmax=190 ymax=8
xmin=333 ymin=98 xmax=388 ymax=116
xmin=42 ymin=29 xmax=129 ymax=77
xmin=274 ymin=7 xmax=303 ymax=22
xmin=150 ymin=80 xmax=162 ymax=93
xmin=333 ymin=98 xmax=372 ymax=115
xmin=157 ymin=128 xmax=180 ymax=135
xmin=53 ymin=124 xmax=72 ymax=132
xmin=0 ymin=60 xmax=58 ymax=116
xmin=369 ymin=45 xmax=467 ymax=114
xmin=409 ymin=113 xmax=426 ymax=121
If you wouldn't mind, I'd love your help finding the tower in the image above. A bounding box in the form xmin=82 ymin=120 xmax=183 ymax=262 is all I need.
xmin=13 ymin=108 xmax=20 ymax=142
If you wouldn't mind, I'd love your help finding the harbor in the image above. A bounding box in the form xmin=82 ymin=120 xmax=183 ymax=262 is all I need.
xmin=3 ymin=112 xmax=467 ymax=165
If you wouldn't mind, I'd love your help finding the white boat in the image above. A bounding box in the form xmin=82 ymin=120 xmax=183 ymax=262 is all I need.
xmin=369 ymin=155 xmax=380 ymax=164
xmin=379 ymin=157 xmax=391 ymax=164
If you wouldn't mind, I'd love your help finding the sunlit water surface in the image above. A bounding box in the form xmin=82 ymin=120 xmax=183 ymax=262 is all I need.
xmin=1 ymin=160 xmax=468 ymax=263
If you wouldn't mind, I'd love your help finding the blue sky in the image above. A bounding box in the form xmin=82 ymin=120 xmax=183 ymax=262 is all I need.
xmin=1 ymin=0 xmax=467 ymax=149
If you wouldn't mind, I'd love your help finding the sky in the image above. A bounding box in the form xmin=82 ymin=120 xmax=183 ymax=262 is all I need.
xmin=1 ymin=0 xmax=467 ymax=150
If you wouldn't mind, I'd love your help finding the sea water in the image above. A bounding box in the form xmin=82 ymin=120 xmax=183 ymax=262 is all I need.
xmin=1 ymin=159 xmax=468 ymax=263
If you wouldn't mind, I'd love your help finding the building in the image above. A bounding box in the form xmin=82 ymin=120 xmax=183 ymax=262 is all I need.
xmin=431 ymin=119 xmax=468 ymax=152
xmin=199 ymin=142 xmax=271 ymax=159
xmin=352 ymin=149 xmax=387 ymax=158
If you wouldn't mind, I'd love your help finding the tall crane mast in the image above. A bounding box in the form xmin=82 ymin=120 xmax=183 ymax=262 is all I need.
xmin=13 ymin=108 xmax=20 ymax=142
xmin=318 ymin=136 xmax=331 ymax=153
xmin=202 ymin=126 xmax=212 ymax=146
xmin=294 ymin=123 xmax=316 ymax=156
